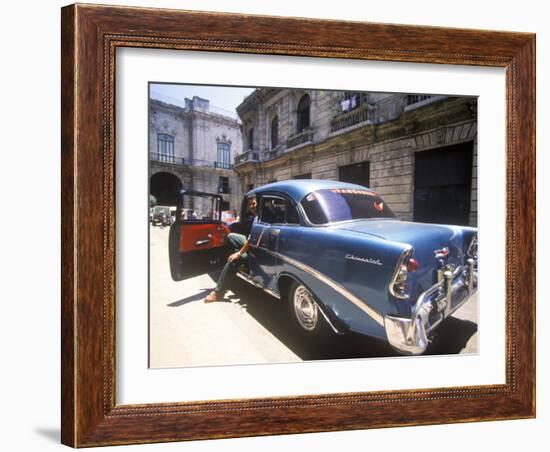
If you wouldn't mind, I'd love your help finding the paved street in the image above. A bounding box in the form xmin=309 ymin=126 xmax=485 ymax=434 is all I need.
xmin=149 ymin=226 xmax=478 ymax=368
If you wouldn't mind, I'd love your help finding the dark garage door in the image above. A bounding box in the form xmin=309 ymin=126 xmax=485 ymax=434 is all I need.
xmin=338 ymin=161 xmax=370 ymax=187
xmin=414 ymin=142 xmax=473 ymax=226
xmin=292 ymin=173 xmax=312 ymax=180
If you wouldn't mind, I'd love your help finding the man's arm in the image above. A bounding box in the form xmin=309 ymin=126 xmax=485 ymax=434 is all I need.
xmin=228 ymin=239 xmax=249 ymax=263
xmin=239 ymin=239 xmax=249 ymax=256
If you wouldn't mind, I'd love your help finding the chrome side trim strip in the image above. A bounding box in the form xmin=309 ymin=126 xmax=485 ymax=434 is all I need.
xmin=264 ymin=287 xmax=281 ymax=300
xmin=281 ymin=253 xmax=385 ymax=326
xmin=249 ymin=244 xmax=384 ymax=326
xmin=235 ymin=271 xmax=281 ymax=300
xmin=254 ymin=227 xmax=267 ymax=247
xmin=315 ymin=303 xmax=345 ymax=334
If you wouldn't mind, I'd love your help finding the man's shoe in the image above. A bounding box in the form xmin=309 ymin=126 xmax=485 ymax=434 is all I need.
xmin=204 ymin=291 xmax=224 ymax=303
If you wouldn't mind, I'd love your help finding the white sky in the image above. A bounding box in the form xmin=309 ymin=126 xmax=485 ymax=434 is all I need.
xmin=149 ymin=83 xmax=255 ymax=119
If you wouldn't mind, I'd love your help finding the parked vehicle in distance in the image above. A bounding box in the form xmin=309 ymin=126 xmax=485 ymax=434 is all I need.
xmin=151 ymin=205 xmax=175 ymax=227
xmin=221 ymin=210 xmax=237 ymax=225
xmin=169 ymin=180 xmax=478 ymax=355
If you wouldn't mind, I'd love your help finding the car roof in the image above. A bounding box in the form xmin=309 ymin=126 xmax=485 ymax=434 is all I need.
xmin=248 ymin=179 xmax=372 ymax=203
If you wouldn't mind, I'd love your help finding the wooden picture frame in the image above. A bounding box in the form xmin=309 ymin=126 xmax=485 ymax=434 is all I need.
xmin=61 ymin=3 xmax=535 ymax=447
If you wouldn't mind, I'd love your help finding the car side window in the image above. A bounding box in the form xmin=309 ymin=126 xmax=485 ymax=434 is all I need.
xmin=260 ymin=196 xmax=300 ymax=225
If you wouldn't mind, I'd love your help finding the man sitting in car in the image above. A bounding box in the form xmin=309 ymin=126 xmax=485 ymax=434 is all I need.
xmin=204 ymin=194 xmax=258 ymax=303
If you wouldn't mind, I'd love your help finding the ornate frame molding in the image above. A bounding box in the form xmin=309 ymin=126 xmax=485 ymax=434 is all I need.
xmin=61 ymin=4 xmax=535 ymax=447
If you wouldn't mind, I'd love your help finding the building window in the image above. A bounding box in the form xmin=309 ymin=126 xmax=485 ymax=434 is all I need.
xmin=338 ymin=161 xmax=370 ymax=187
xmin=217 ymin=142 xmax=231 ymax=169
xmin=248 ymin=128 xmax=254 ymax=150
xmin=271 ymin=116 xmax=279 ymax=149
xmin=157 ymin=133 xmax=174 ymax=162
xmin=297 ymin=94 xmax=310 ymax=133
xmin=218 ymin=176 xmax=230 ymax=194
xmin=293 ymin=173 xmax=312 ymax=180
xmin=340 ymin=92 xmax=367 ymax=113
xmin=247 ymin=183 xmax=254 ymax=192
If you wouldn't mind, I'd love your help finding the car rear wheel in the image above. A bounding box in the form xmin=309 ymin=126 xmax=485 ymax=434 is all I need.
xmin=287 ymin=281 xmax=330 ymax=340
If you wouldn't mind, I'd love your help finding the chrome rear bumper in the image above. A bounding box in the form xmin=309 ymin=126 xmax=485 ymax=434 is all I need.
xmin=384 ymin=258 xmax=477 ymax=355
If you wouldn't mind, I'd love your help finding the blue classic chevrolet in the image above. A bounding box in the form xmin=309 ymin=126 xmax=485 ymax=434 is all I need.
xmin=169 ymin=180 xmax=478 ymax=355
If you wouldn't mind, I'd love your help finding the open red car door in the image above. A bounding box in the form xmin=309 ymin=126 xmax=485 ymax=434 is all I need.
xmin=168 ymin=189 xmax=230 ymax=281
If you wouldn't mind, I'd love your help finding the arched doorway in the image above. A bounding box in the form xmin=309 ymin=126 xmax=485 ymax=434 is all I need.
xmin=150 ymin=172 xmax=182 ymax=206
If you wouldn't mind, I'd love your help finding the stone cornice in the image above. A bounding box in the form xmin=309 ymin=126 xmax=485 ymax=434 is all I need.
xmin=236 ymin=88 xmax=281 ymax=117
xmin=150 ymin=98 xmax=240 ymax=128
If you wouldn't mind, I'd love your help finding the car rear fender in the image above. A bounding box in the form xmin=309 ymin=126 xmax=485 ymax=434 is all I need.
xmin=296 ymin=227 xmax=415 ymax=317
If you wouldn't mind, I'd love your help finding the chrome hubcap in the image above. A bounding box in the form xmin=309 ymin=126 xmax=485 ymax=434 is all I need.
xmin=293 ymin=286 xmax=318 ymax=331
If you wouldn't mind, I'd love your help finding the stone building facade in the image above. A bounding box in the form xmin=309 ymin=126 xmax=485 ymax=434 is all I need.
xmin=149 ymin=96 xmax=243 ymax=214
xmin=235 ymin=89 xmax=477 ymax=226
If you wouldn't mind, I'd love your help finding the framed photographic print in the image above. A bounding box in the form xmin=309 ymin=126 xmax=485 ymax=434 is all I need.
xmin=61 ymin=3 xmax=535 ymax=447
xmin=147 ymin=83 xmax=479 ymax=370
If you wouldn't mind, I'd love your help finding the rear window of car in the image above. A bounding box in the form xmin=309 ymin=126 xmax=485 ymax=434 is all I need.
xmin=300 ymin=188 xmax=396 ymax=225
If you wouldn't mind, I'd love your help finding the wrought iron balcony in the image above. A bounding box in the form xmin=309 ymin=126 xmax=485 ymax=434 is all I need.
xmin=214 ymin=161 xmax=234 ymax=170
xmin=406 ymin=94 xmax=435 ymax=106
xmin=149 ymin=153 xmax=185 ymax=165
xmin=286 ymin=129 xmax=313 ymax=149
xmin=235 ymin=151 xmax=260 ymax=165
xmin=150 ymin=154 xmax=235 ymax=170
xmin=330 ymin=104 xmax=373 ymax=133
xmin=403 ymin=95 xmax=445 ymax=112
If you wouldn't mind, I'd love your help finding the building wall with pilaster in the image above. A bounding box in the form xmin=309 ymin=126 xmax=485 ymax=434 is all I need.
xmin=149 ymin=98 xmax=244 ymax=211
xmin=235 ymin=90 xmax=477 ymax=226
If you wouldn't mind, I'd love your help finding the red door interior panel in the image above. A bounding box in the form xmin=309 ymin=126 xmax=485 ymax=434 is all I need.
xmin=178 ymin=223 xmax=229 ymax=254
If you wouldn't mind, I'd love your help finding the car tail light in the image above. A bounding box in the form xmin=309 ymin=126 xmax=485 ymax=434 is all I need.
xmin=390 ymin=250 xmax=418 ymax=300
xmin=407 ymin=258 xmax=419 ymax=272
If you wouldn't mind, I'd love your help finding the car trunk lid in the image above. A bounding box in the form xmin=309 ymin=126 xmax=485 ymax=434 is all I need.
xmin=331 ymin=219 xmax=469 ymax=289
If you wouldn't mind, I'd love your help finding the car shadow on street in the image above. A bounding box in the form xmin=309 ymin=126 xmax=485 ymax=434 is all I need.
xmin=230 ymin=278 xmax=477 ymax=361
xmin=229 ymin=278 xmax=400 ymax=361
